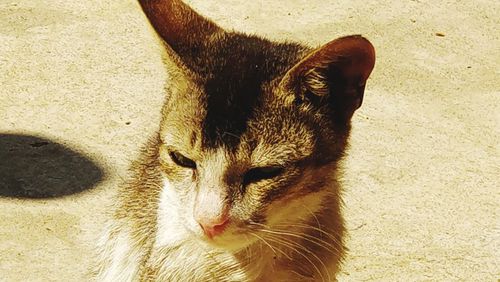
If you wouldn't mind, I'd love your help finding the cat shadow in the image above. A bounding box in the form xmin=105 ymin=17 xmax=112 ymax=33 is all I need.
xmin=0 ymin=133 xmax=105 ymax=198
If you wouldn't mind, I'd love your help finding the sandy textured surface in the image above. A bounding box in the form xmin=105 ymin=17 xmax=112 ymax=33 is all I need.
xmin=0 ymin=0 xmax=498 ymax=281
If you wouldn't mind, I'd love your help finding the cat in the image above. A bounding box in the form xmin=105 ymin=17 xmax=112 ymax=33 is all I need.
xmin=96 ymin=0 xmax=375 ymax=281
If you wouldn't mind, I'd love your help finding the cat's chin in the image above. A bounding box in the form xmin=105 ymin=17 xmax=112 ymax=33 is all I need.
xmin=196 ymin=231 xmax=257 ymax=253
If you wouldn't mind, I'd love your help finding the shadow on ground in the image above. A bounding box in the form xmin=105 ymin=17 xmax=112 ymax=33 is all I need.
xmin=0 ymin=133 xmax=104 ymax=198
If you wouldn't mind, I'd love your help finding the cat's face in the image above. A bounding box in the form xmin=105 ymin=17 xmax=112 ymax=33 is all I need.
xmin=157 ymin=72 xmax=345 ymax=250
xmin=138 ymin=0 xmax=374 ymax=251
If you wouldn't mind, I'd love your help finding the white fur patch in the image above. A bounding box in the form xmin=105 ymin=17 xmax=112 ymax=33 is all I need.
xmin=96 ymin=224 xmax=140 ymax=282
xmin=155 ymin=178 xmax=191 ymax=247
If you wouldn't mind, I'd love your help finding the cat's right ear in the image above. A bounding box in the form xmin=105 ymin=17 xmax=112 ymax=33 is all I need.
xmin=280 ymin=35 xmax=375 ymax=124
xmin=138 ymin=0 xmax=223 ymax=61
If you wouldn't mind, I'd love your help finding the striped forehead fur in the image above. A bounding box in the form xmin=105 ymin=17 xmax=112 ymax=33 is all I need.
xmin=171 ymin=32 xmax=309 ymax=149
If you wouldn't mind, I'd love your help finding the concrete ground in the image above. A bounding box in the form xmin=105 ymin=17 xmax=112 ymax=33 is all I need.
xmin=0 ymin=0 xmax=498 ymax=281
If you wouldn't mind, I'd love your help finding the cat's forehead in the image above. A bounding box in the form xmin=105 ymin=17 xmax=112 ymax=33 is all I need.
xmin=196 ymin=36 xmax=301 ymax=148
xmin=162 ymin=102 xmax=314 ymax=166
xmin=241 ymin=107 xmax=315 ymax=166
xmin=161 ymin=83 xmax=315 ymax=165
xmin=169 ymin=34 xmax=304 ymax=146
xmin=161 ymin=33 xmax=315 ymax=160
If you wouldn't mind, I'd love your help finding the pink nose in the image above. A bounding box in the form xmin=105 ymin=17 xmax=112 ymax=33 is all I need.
xmin=197 ymin=215 xmax=230 ymax=238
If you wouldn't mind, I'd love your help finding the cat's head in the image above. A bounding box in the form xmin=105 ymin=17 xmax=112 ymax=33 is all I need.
xmin=139 ymin=0 xmax=375 ymax=251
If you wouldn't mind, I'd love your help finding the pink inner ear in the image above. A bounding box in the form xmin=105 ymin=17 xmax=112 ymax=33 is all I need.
xmin=322 ymin=35 xmax=376 ymax=81
xmin=282 ymin=35 xmax=376 ymax=89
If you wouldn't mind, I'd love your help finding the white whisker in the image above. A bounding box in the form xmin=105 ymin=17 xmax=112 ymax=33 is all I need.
xmin=264 ymin=234 xmax=329 ymax=282
xmin=249 ymin=232 xmax=291 ymax=260
xmin=250 ymin=221 xmax=340 ymax=254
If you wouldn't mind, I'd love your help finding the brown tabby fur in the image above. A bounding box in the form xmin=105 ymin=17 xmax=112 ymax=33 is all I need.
xmin=96 ymin=0 xmax=375 ymax=281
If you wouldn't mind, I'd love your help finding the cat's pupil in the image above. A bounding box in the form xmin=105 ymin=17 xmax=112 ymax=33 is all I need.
xmin=169 ymin=151 xmax=196 ymax=169
xmin=243 ymin=166 xmax=284 ymax=186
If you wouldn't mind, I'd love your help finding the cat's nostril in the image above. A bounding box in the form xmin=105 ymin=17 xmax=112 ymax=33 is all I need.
xmin=198 ymin=217 xmax=230 ymax=239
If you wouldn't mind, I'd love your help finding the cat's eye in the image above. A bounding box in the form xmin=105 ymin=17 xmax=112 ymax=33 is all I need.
xmin=169 ymin=151 xmax=196 ymax=169
xmin=243 ymin=166 xmax=284 ymax=186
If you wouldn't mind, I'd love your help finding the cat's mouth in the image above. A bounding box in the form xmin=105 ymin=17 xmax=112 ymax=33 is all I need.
xmin=194 ymin=223 xmax=259 ymax=252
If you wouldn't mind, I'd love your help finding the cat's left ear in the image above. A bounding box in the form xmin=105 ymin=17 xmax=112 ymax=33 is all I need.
xmin=138 ymin=0 xmax=223 ymax=67
xmin=280 ymin=35 xmax=375 ymax=123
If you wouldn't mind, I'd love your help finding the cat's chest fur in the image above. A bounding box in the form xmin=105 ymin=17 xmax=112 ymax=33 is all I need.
xmin=143 ymin=246 xmax=319 ymax=282
xmin=131 ymin=223 xmax=322 ymax=282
